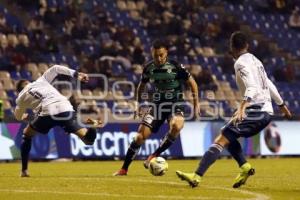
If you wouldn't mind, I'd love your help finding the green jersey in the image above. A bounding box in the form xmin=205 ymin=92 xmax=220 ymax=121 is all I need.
xmin=141 ymin=59 xmax=190 ymax=102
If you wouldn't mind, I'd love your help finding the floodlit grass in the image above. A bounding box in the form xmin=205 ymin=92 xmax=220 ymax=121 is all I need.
xmin=0 ymin=158 xmax=299 ymax=200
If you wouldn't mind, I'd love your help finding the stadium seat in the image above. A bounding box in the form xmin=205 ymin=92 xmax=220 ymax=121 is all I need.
xmin=136 ymin=1 xmax=145 ymax=11
xmin=37 ymin=63 xmax=49 ymax=73
xmin=215 ymin=90 xmax=225 ymax=101
xmin=127 ymin=1 xmax=137 ymax=10
xmin=31 ymin=71 xmax=41 ymax=81
xmin=26 ymin=63 xmax=38 ymax=74
xmin=1 ymin=79 xmax=14 ymax=91
xmin=20 ymin=70 xmax=32 ymax=80
xmin=82 ymin=89 xmax=93 ymax=97
xmin=0 ymin=90 xmax=8 ymax=99
xmin=117 ymin=1 xmax=127 ymax=10
xmin=7 ymin=34 xmax=19 ymax=47
xmin=2 ymin=100 xmax=11 ymax=109
xmin=10 ymin=71 xmax=21 ymax=80
xmin=0 ymin=71 xmax=10 ymax=79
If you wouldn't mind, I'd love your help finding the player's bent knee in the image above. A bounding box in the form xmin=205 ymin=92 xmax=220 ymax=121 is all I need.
xmin=170 ymin=120 xmax=184 ymax=133
xmin=214 ymin=133 xmax=230 ymax=147
xmin=170 ymin=115 xmax=184 ymax=130
xmin=135 ymin=133 xmax=146 ymax=144
xmin=81 ymin=128 xmax=97 ymax=145
xmin=172 ymin=123 xmax=184 ymax=132
xmin=23 ymin=125 xmax=36 ymax=138
xmin=136 ymin=124 xmax=152 ymax=144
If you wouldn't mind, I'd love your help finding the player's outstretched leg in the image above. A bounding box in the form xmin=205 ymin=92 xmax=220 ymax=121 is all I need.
xmin=20 ymin=125 xmax=36 ymax=177
xmin=144 ymin=115 xmax=183 ymax=169
xmin=233 ymin=162 xmax=255 ymax=188
xmin=143 ymin=133 xmax=177 ymax=169
xmin=175 ymin=143 xmax=224 ymax=187
xmin=176 ymin=134 xmax=228 ymax=187
xmin=114 ymin=125 xmax=152 ymax=176
xmin=20 ymin=135 xmax=31 ymax=177
xmin=113 ymin=140 xmax=141 ymax=176
xmin=226 ymin=138 xmax=255 ymax=188
xmin=227 ymin=138 xmax=247 ymax=167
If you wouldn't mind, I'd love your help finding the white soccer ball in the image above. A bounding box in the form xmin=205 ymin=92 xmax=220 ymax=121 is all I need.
xmin=148 ymin=157 xmax=168 ymax=176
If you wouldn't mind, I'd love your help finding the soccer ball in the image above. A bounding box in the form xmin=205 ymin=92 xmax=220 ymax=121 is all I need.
xmin=148 ymin=157 xmax=168 ymax=176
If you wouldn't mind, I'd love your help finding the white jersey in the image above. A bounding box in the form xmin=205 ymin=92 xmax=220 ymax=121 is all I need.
xmin=234 ymin=53 xmax=284 ymax=114
xmin=15 ymin=65 xmax=76 ymax=120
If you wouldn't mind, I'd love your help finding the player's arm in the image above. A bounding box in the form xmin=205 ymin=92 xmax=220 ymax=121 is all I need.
xmin=14 ymin=92 xmax=28 ymax=121
xmin=134 ymin=66 xmax=149 ymax=119
xmin=233 ymin=64 xmax=257 ymax=124
xmin=267 ymin=78 xmax=292 ymax=119
xmin=186 ymin=76 xmax=200 ymax=119
xmin=14 ymin=105 xmax=28 ymax=121
xmin=42 ymin=64 xmax=89 ymax=83
xmin=174 ymin=61 xmax=200 ymax=119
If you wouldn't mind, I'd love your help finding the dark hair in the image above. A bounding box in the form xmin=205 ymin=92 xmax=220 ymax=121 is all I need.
xmin=152 ymin=39 xmax=169 ymax=50
xmin=16 ymin=79 xmax=28 ymax=93
xmin=230 ymin=31 xmax=248 ymax=50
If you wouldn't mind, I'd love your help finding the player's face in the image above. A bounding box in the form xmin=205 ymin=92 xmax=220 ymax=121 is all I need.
xmin=152 ymin=47 xmax=168 ymax=66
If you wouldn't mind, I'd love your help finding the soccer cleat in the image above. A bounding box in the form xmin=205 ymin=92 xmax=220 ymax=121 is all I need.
xmin=113 ymin=169 xmax=128 ymax=176
xmin=143 ymin=154 xmax=156 ymax=169
xmin=20 ymin=170 xmax=30 ymax=178
xmin=176 ymin=171 xmax=201 ymax=188
xmin=233 ymin=162 xmax=255 ymax=188
xmin=85 ymin=118 xmax=103 ymax=128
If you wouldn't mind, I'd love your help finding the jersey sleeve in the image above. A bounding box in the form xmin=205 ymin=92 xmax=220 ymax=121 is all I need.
xmin=14 ymin=95 xmax=26 ymax=121
xmin=42 ymin=65 xmax=76 ymax=83
xmin=176 ymin=63 xmax=191 ymax=81
xmin=235 ymin=63 xmax=257 ymax=100
xmin=267 ymin=78 xmax=284 ymax=105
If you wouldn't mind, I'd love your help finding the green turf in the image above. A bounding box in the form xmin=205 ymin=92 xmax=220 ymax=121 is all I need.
xmin=0 ymin=158 xmax=300 ymax=200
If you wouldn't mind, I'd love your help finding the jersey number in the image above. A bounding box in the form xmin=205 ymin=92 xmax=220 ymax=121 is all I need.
xmin=28 ymin=89 xmax=43 ymax=100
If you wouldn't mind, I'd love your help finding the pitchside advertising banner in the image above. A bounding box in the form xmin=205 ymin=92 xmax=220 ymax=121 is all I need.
xmin=0 ymin=121 xmax=299 ymax=160
xmin=260 ymin=121 xmax=300 ymax=155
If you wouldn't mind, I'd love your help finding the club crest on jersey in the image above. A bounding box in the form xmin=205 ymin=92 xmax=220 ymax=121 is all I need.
xmin=167 ymin=68 xmax=172 ymax=73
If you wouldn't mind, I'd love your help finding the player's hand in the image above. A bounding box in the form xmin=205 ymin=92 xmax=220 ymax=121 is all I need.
xmin=85 ymin=118 xmax=103 ymax=127
xmin=78 ymin=72 xmax=89 ymax=82
xmin=232 ymin=109 xmax=247 ymax=126
xmin=279 ymin=105 xmax=292 ymax=119
xmin=193 ymin=102 xmax=200 ymax=120
xmin=134 ymin=107 xmax=142 ymax=119
xmin=21 ymin=113 xmax=30 ymax=122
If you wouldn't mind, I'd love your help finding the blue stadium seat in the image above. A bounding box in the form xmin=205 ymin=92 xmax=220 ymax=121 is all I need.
xmin=4 ymin=109 xmax=13 ymax=117
xmin=10 ymin=71 xmax=21 ymax=80
xmin=20 ymin=70 xmax=32 ymax=80
xmin=6 ymin=90 xmax=16 ymax=99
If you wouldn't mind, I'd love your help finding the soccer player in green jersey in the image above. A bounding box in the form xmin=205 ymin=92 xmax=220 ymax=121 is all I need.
xmin=114 ymin=39 xmax=200 ymax=176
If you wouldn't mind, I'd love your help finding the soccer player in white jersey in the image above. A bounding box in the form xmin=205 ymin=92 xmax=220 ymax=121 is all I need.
xmin=15 ymin=65 xmax=101 ymax=177
xmin=176 ymin=31 xmax=292 ymax=188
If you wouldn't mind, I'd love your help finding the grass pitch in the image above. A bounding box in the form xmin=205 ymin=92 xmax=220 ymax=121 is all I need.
xmin=0 ymin=158 xmax=299 ymax=200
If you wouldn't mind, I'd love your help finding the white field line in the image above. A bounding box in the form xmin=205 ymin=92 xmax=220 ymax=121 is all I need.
xmin=0 ymin=177 xmax=270 ymax=200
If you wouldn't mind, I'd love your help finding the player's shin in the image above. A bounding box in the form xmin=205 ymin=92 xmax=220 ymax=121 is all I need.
xmin=227 ymin=139 xmax=247 ymax=167
xmin=121 ymin=139 xmax=142 ymax=170
xmin=21 ymin=135 xmax=32 ymax=174
xmin=153 ymin=133 xmax=177 ymax=156
xmin=195 ymin=143 xmax=224 ymax=176
xmin=82 ymin=128 xmax=96 ymax=145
